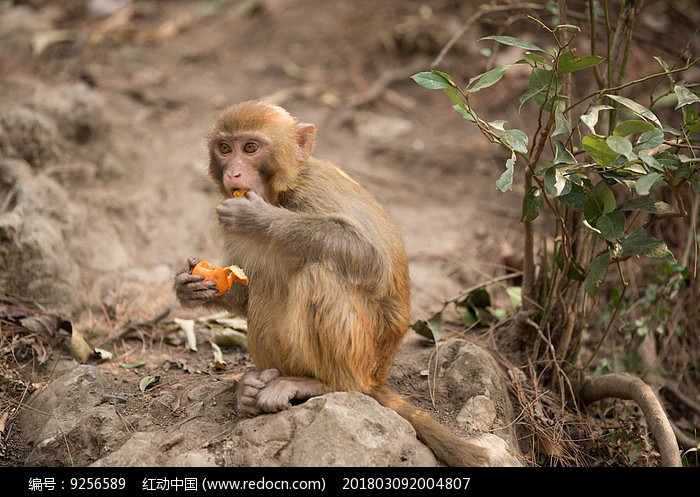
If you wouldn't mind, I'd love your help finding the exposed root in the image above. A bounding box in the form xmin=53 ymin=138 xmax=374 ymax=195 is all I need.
xmin=580 ymin=373 xmax=681 ymax=467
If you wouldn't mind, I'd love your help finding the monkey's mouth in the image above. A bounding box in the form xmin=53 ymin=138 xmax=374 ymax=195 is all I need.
xmin=232 ymin=189 xmax=249 ymax=198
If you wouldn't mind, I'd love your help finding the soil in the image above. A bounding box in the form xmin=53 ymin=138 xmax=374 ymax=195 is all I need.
xmin=1 ymin=0 xmax=698 ymax=467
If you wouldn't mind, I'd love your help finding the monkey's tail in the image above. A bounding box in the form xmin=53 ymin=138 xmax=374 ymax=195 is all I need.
xmin=369 ymin=387 xmax=489 ymax=467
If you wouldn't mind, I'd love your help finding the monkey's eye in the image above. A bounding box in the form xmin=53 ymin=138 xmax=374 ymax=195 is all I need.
xmin=243 ymin=142 xmax=260 ymax=154
xmin=218 ymin=142 xmax=232 ymax=154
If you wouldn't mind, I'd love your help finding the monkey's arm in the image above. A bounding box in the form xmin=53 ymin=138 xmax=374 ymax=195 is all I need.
xmin=217 ymin=194 xmax=385 ymax=281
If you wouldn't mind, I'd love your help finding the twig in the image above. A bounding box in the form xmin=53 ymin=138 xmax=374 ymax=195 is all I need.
xmin=430 ymin=3 xmax=545 ymax=69
xmin=98 ymin=307 xmax=170 ymax=348
xmin=345 ymin=60 xmax=428 ymax=109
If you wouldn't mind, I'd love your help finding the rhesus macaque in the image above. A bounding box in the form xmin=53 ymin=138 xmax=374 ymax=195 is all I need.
xmin=174 ymin=100 xmax=487 ymax=466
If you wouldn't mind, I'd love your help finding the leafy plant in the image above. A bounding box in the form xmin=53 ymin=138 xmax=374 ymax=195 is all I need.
xmin=412 ymin=8 xmax=699 ymax=367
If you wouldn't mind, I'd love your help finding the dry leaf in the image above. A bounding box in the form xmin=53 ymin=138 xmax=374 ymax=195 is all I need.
xmin=174 ymin=318 xmax=197 ymax=351
xmin=70 ymin=327 xmax=93 ymax=363
xmin=210 ymin=341 xmax=226 ymax=370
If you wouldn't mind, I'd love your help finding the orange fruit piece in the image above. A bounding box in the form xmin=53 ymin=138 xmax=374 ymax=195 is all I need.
xmin=232 ymin=189 xmax=249 ymax=198
xmin=192 ymin=260 xmax=249 ymax=296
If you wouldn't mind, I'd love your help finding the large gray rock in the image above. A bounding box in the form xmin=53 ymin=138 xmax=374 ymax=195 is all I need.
xmin=18 ymin=366 xmax=129 ymax=466
xmin=0 ymin=172 xmax=80 ymax=311
xmin=219 ymin=392 xmax=438 ymax=467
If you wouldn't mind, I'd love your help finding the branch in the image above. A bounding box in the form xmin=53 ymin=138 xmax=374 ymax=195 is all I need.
xmin=580 ymin=373 xmax=681 ymax=467
xmin=430 ymin=3 xmax=545 ymax=69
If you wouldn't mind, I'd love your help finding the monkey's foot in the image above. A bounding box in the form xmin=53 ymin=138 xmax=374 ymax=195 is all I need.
xmin=257 ymin=376 xmax=326 ymax=413
xmin=236 ymin=368 xmax=281 ymax=417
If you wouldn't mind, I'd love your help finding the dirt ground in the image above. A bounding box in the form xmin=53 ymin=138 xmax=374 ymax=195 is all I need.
xmin=0 ymin=0 xmax=698 ymax=467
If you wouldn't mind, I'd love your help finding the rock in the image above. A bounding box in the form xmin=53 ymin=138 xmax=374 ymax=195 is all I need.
xmin=219 ymin=392 xmax=437 ymax=466
xmin=0 ymin=174 xmax=80 ymax=311
xmin=0 ymin=107 xmax=61 ymax=169
xmin=457 ymin=394 xmax=497 ymax=432
xmin=90 ymin=433 xmax=157 ymax=467
xmin=30 ymin=83 xmax=104 ymax=143
xmin=438 ymin=339 xmax=520 ymax=455
xmin=18 ymin=366 xmax=129 ymax=466
xmin=471 ymin=433 xmax=522 ymax=467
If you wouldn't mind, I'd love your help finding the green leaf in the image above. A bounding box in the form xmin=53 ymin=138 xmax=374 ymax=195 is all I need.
xmin=583 ymin=135 xmax=618 ymax=167
xmin=553 ymin=139 xmax=576 ymax=165
xmin=453 ymin=104 xmax=477 ymax=123
xmin=505 ymin=286 xmax=522 ymax=310
xmin=460 ymin=288 xmax=491 ymax=308
xmin=613 ymin=119 xmax=656 ymax=137
xmin=596 ymin=211 xmax=626 ymax=241
xmin=479 ymin=35 xmax=544 ymax=53
xmin=595 ymin=181 xmax=617 ymax=214
xmin=674 ymin=83 xmax=700 ymax=110
xmin=411 ymin=71 xmax=453 ymax=90
xmin=139 ymin=375 xmax=161 ymax=392
xmin=442 ymin=86 xmax=463 ymax=106
xmin=488 ymin=120 xmax=507 ymax=132
xmin=522 ymin=68 xmax=560 ymax=109
xmin=120 ymin=362 xmax=146 ymax=369
xmin=585 ymin=181 xmax=616 ymax=224
xmin=467 ymin=65 xmax=511 ymax=93
xmin=496 ymin=155 xmax=515 ymax=192
xmin=608 ymin=94 xmax=662 ymax=129
xmin=620 ymin=227 xmax=674 ymax=261
xmin=500 ymin=129 xmax=528 ymax=154
xmin=521 ymin=186 xmax=542 ymax=222
xmin=622 ymin=197 xmax=674 ymax=214
xmin=585 ymin=252 xmax=610 ymax=298
xmin=636 ymin=129 xmax=665 ymax=151
xmin=636 ymin=172 xmax=664 ymax=195
xmin=524 ymin=51 xmax=546 ymax=65
xmin=638 ymin=152 xmax=663 ymax=172
xmin=559 ymin=183 xmax=588 ymax=211
xmin=581 ymin=105 xmax=614 ymax=134
xmin=606 ymin=135 xmax=636 ymax=161
xmin=411 ymin=311 xmax=442 ymax=342
xmin=553 ymin=107 xmax=571 ymax=136
xmin=458 ymin=308 xmax=478 ymax=327
xmin=544 ymin=166 xmax=571 ymax=197
xmin=556 ymin=51 xmax=604 ymax=75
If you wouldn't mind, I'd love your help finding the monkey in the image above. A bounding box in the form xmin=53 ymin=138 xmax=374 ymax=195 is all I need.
xmin=174 ymin=100 xmax=488 ymax=466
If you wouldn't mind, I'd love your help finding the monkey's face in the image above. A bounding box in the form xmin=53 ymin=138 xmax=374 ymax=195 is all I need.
xmin=209 ymin=131 xmax=273 ymax=201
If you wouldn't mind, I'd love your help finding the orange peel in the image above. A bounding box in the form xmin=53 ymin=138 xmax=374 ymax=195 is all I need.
xmin=192 ymin=260 xmax=248 ymax=296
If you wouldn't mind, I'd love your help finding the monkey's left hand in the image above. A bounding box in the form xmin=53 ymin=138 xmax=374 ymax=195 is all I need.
xmin=217 ymin=192 xmax=273 ymax=233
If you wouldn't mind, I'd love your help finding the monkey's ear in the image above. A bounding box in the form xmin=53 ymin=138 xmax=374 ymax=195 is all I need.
xmin=295 ymin=123 xmax=315 ymax=160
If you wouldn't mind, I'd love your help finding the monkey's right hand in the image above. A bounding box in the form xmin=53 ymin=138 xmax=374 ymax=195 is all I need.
xmin=174 ymin=256 xmax=219 ymax=307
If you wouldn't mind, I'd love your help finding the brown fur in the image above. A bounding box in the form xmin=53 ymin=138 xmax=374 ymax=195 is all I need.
xmin=175 ymin=100 xmax=487 ymax=466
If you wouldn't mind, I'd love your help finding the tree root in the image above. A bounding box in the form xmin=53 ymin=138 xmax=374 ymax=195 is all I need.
xmin=580 ymin=373 xmax=681 ymax=467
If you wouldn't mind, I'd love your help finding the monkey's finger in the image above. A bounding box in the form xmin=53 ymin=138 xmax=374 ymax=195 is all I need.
xmin=176 ymin=273 xmax=204 ymax=285
xmin=190 ymin=289 xmax=219 ymax=301
xmin=238 ymin=394 xmax=258 ymax=406
xmin=187 ymin=257 xmax=200 ymax=270
xmin=241 ymin=378 xmax=267 ymax=390
xmin=186 ymin=279 xmax=218 ymax=291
